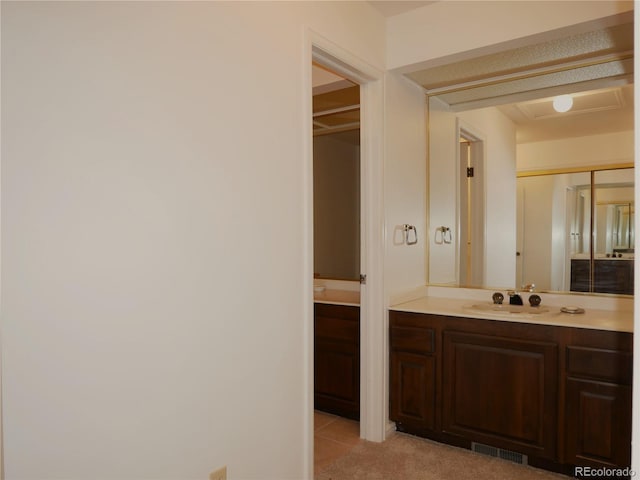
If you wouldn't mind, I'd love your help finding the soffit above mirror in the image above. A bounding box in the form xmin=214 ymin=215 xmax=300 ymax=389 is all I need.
xmin=409 ymin=21 xmax=633 ymax=112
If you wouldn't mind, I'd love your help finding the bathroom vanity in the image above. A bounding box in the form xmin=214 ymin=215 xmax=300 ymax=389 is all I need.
xmin=389 ymin=294 xmax=632 ymax=475
xmin=314 ymin=290 xmax=360 ymax=420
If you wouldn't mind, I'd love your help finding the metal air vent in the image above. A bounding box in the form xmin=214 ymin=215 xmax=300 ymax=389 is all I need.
xmin=471 ymin=442 xmax=528 ymax=466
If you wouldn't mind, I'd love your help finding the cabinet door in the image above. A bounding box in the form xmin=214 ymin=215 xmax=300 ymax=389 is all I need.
xmin=442 ymin=331 xmax=558 ymax=459
xmin=570 ymin=259 xmax=591 ymax=292
xmin=594 ymin=260 xmax=634 ymax=295
xmin=390 ymin=351 xmax=436 ymax=431
xmin=565 ymin=378 xmax=632 ymax=469
xmin=315 ymin=339 xmax=359 ymax=419
xmin=314 ymin=303 xmax=360 ymax=419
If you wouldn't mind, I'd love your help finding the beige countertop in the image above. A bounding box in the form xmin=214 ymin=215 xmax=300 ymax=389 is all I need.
xmin=314 ymin=288 xmax=360 ymax=307
xmin=390 ymin=295 xmax=633 ymax=333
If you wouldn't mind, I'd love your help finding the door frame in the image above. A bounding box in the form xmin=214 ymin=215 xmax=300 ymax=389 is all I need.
xmin=303 ymin=28 xmax=386 ymax=478
xmin=455 ymin=120 xmax=486 ymax=287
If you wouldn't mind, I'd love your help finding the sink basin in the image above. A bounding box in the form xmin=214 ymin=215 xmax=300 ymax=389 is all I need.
xmin=466 ymin=303 xmax=550 ymax=315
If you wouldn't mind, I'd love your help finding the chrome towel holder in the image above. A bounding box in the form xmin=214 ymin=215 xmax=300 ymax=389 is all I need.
xmin=403 ymin=224 xmax=418 ymax=245
xmin=435 ymin=226 xmax=452 ymax=244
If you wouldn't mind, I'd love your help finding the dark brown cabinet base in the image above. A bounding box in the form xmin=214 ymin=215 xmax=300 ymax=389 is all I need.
xmin=390 ymin=311 xmax=633 ymax=476
xmin=570 ymin=259 xmax=634 ymax=295
xmin=315 ymin=303 xmax=360 ymax=420
xmin=564 ymin=329 xmax=633 ymax=470
xmin=442 ymin=331 xmax=558 ymax=460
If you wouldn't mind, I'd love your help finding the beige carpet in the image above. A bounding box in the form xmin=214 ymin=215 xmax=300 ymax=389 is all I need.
xmin=315 ymin=432 xmax=572 ymax=480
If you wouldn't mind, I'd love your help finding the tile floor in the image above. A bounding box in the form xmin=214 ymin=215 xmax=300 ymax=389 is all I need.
xmin=314 ymin=410 xmax=362 ymax=474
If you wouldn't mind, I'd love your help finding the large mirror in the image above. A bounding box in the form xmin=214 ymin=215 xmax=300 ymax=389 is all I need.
xmin=517 ymin=167 xmax=634 ymax=295
xmin=420 ymin=15 xmax=634 ymax=295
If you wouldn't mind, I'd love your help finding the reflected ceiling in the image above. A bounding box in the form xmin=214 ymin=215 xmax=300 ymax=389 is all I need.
xmin=409 ymin=21 xmax=633 ymax=112
xmin=499 ymin=84 xmax=634 ymax=143
xmin=406 ymin=17 xmax=634 ymax=144
xmin=314 ymin=14 xmax=634 ymax=145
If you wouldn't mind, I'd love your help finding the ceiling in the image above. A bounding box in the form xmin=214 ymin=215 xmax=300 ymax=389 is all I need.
xmin=367 ymin=1 xmax=436 ymax=17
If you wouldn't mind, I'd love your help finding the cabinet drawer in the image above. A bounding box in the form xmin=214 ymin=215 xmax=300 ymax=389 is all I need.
xmin=315 ymin=304 xmax=359 ymax=343
xmin=567 ymin=346 xmax=633 ymax=384
xmin=315 ymin=303 xmax=359 ymax=321
xmin=315 ymin=316 xmax=358 ymax=342
xmin=391 ymin=326 xmax=434 ymax=354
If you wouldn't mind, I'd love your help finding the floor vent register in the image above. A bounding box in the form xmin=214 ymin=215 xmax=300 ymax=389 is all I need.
xmin=471 ymin=442 xmax=528 ymax=466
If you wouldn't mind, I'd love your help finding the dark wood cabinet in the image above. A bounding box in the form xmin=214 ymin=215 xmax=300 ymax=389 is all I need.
xmin=314 ymin=303 xmax=360 ymax=420
xmin=564 ymin=329 xmax=633 ymax=470
xmin=389 ymin=317 xmax=437 ymax=432
xmin=565 ymin=379 xmax=631 ymax=468
xmin=390 ymin=351 xmax=436 ymax=430
xmin=389 ymin=310 xmax=633 ymax=475
xmin=442 ymin=331 xmax=558 ymax=460
xmin=594 ymin=260 xmax=634 ymax=295
xmin=570 ymin=259 xmax=590 ymax=292
xmin=570 ymin=259 xmax=634 ymax=294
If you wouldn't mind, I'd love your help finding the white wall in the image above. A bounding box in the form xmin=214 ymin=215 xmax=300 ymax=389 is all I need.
xmin=387 ymin=0 xmax=634 ymax=72
xmin=427 ymin=97 xmax=458 ymax=285
xmin=1 ymin=2 xmax=385 ymax=479
xmin=384 ymin=72 xmax=427 ymax=303
xmin=517 ymin=131 xmax=634 ymax=172
xmin=313 ymin=135 xmax=360 ymax=280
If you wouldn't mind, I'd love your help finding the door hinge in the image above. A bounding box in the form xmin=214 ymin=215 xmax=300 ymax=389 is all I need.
xmin=359 ymin=274 xmax=367 ymax=285
xmin=466 ymin=167 xmax=475 ymax=178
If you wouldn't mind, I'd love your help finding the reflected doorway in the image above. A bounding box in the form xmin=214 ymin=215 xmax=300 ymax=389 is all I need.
xmin=458 ymin=131 xmax=485 ymax=287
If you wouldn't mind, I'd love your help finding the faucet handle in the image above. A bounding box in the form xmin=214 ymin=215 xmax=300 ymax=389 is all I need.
xmin=521 ymin=283 xmax=536 ymax=292
xmin=492 ymin=292 xmax=504 ymax=304
xmin=529 ymin=294 xmax=542 ymax=307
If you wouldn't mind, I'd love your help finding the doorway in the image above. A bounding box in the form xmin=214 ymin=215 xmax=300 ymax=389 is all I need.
xmin=457 ymin=129 xmax=485 ymax=287
xmin=312 ymin=65 xmax=361 ymax=282
xmin=311 ymin=63 xmax=362 ymax=453
xmin=307 ymin=38 xmax=386 ymax=465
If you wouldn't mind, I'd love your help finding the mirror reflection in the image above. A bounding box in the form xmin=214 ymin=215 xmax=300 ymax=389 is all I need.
xmin=517 ymin=168 xmax=634 ymax=295
xmin=424 ymin=17 xmax=634 ymax=296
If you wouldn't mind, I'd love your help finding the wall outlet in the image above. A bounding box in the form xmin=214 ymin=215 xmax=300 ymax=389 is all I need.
xmin=209 ymin=466 xmax=227 ymax=480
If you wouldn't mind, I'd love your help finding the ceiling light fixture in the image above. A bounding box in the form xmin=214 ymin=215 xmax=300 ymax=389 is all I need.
xmin=552 ymin=94 xmax=573 ymax=113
